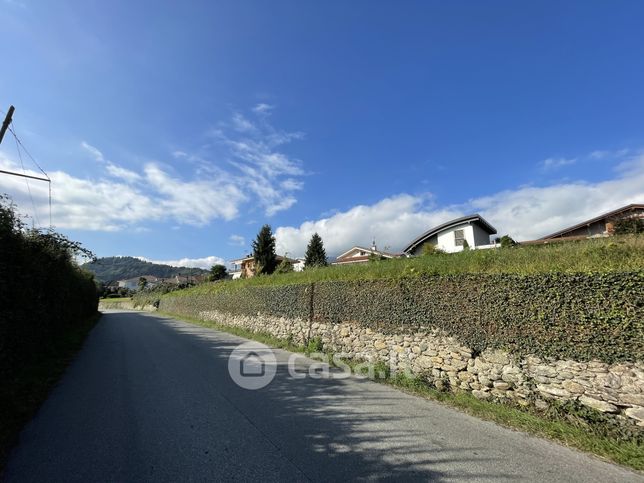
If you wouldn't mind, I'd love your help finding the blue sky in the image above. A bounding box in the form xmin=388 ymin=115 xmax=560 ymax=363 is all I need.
xmin=1 ymin=0 xmax=643 ymax=268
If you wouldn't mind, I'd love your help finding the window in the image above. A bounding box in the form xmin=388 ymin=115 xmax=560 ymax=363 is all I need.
xmin=454 ymin=229 xmax=465 ymax=246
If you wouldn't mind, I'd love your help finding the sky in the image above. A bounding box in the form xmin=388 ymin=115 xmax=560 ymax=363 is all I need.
xmin=1 ymin=0 xmax=643 ymax=268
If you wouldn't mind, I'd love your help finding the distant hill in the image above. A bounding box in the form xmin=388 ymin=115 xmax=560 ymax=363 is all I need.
xmin=83 ymin=256 xmax=209 ymax=282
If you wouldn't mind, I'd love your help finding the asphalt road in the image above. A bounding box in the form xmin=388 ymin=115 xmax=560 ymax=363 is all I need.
xmin=3 ymin=311 xmax=641 ymax=482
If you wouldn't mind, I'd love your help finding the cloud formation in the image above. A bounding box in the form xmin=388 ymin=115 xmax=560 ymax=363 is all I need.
xmin=540 ymin=157 xmax=576 ymax=170
xmin=135 ymin=255 xmax=225 ymax=270
xmin=276 ymin=153 xmax=644 ymax=257
xmin=1 ymin=107 xmax=305 ymax=231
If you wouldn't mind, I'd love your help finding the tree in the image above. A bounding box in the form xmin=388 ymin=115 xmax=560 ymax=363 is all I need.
xmin=614 ymin=217 xmax=644 ymax=234
xmin=304 ymin=233 xmax=328 ymax=268
xmin=422 ymin=243 xmax=443 ymax=256
xmin=209 ymin=264 xmax=228 ymax=281
xmin=500 ymin=235 xmax=517 ymax=248
xmin=138 ymin=277 xmax=148 ymax=291
xmin=253 ymin=224 xmax=278 ymax=275
xmin=275 ymin=258 xmax=294 ymax=274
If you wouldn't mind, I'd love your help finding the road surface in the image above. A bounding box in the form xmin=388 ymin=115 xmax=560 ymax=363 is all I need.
xmin=3 ymin=311 xmax=641 ymax=482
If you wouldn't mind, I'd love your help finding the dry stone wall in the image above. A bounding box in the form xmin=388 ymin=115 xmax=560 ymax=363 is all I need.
xmin=195 ymin=309 xmax=644 ymax=427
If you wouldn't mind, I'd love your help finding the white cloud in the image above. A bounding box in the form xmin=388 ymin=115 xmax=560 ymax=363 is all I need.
xmin=276 ymin=152 xmax=644 ymax=257
xmin=81 ymin=141 xmax=104 ymax=162
xmin=232 ymin=112 xmax=255 ymax=132
xmin=135 ymin=255 xmax=225 ymax=270
xmin=0 ymin=154 xmax=244 ymax=230
xmin=228 ymin=234 xmax=246 ymax=246
xmin=540 ymin=157 xmax=576 ymax=170
xmin=1 ymin=107 xmax=306 ymax=230
xmin=276 ymin=194 xmax=462 ymax=257
xmin=589 ymin=148 xmax=630 ymax=160
xmin=106 ymin=162 xmax=141 ymax=182
xmin=253 ymin=103 xmax=273 ymax=114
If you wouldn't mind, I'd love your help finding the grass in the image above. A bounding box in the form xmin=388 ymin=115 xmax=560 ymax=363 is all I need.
xmin=99 ymin=297 xmax=133 ymax=306
xmin=159 ymin=310 xmax=643 ymax=472
xmin=0 ymin=313 xmax=100 ymax=474
xmin=167 ymin=235 xmax=644 ymax=297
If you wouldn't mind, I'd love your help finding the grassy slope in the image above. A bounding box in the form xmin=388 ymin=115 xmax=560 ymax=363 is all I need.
xmin=165 ymin=235 xmax=644 ymax=297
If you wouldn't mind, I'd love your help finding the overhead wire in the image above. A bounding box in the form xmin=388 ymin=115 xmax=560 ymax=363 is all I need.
xmin=6 ymin=121 xmax=52 ymax=229
xmin=12 ymin=128 xmax=40 ymax=227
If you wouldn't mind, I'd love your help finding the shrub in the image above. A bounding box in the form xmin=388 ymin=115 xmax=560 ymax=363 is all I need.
xmin=159 ymin=272 xmax=643 ymax=364
xmin=0 ymin=196 xmax=98 ymax=385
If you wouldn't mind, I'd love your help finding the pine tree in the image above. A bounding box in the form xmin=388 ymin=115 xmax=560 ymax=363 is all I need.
xmin=304 ymin=233 xmax=328 ymax=268
xmin=252 ymin=224 xmax=277 ymax=275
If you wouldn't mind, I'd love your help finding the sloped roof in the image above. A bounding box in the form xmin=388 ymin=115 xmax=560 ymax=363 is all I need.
xmin=539 ymin=203 xmax=644 ymax=240
xmin=335 ymin=246 xmax=399 ymax=260
xmin=403 ymin=214 xmax=497 ymax=254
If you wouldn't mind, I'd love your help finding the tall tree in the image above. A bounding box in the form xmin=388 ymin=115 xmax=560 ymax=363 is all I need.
xmin=253 ymin=224 xmax=278 ymax=275
xmin=209 ymin=264 xmax=228 ymax=281
xmin=304 ymin=233 xmax=328 ymax=268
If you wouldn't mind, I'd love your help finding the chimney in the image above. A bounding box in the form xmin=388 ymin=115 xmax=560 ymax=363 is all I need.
xmin=371 ymin=238 xmax=377 ymax=251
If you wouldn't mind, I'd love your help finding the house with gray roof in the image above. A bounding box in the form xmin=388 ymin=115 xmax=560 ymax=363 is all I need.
xmin=403 ymin=214 xmax=497 ymax=256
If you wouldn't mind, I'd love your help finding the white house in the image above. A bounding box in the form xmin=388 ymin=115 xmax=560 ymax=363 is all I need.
xmin=293 ymin=258 xmax=306 ymax=272
xmin=403 ymin=214 xmax=497 ymax=256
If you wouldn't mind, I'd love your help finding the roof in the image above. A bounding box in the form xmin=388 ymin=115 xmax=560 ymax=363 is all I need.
xmin=539 ymin=203 xmax=644 ymax=240
xmin=335 ymin=246 xmax=400 ymax=260
xmin=230 ymin=255 xmax=297 ymax=264
xmin=403 ymin=214 xmax=497 ymax=254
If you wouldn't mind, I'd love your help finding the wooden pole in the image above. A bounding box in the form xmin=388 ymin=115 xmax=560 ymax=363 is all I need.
xmin=0 ymin=105 xmax=15 ymax=145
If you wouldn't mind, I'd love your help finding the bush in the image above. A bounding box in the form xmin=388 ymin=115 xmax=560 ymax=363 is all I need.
xmin=158 ymin=272 xmax=643 ymax=364
xmin=0 ymin=196 xmax=98 ymax=385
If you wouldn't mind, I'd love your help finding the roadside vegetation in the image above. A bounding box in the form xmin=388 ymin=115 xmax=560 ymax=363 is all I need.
xmin=0 ymin=195 xmax=99 ymax=471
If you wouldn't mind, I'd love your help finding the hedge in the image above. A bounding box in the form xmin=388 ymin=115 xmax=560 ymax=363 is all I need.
xmin=0 ymin=199 xmax=99 ymax=385
xmin=156 ymin=272 xmax=644 ymax=363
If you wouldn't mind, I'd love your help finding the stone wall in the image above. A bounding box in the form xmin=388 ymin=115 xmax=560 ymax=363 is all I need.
xmin=196 ymin=309 xmax=644 ymax=427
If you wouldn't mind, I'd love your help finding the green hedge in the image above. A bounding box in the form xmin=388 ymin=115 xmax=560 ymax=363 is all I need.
xmin=0 ymin=198 xmax=98 ymax=384
xmin=157 ymin=272 xmax=643 ymax=363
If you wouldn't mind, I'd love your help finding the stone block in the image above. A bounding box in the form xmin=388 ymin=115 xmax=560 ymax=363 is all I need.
xmin=625 ymin=406 xmax=644 ymax=423
xmin=579 ymin=396 xmax=618 ymax=413
xmin=562 ymin=380 xmax=585 ymax=394
xmin=537 ymin=384 xmax=571 ymax=398
xmin=493 ymin=381 xmax=511 ymax=391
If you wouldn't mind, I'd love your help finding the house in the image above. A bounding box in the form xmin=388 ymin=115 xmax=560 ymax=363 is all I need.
xmin=332 ymin=244 xmax=400 ymax=265
xmin=403 ymin=214 xmax=498 ymax=256
xmin=534 ymin=203 xmax=644 ymax=242
xmin=230 ymin=255 xmax=298 ymax=279
xmin=117 ymin=275 xmax=159 ymax=291
xmin=293 ymin=258 xmax=306 ymax=272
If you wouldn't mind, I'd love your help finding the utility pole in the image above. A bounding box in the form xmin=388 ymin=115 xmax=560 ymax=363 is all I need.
xmin=0 ymin=105 xmax=53 ymax=228
xmin=0 ymin=105 xmax=15 ymax=145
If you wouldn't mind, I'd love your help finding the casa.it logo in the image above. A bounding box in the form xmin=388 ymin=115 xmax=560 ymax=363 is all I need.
xmin=228 ymin=341 xmax=277 ymax=390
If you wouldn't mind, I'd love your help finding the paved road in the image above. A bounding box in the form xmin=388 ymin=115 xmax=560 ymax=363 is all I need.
xmin=3 ymin=311 xmax=641 ymax=482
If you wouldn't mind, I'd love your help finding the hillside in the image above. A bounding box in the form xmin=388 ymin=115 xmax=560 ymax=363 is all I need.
xmin=83 ymin=256 xmax=209 ymax=282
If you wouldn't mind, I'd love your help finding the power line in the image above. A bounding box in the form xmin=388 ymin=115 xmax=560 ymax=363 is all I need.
xmin=13 ymin=130 xmax=40 ymax=227
xmin=0 ymin=106 xmax=53 ymax=229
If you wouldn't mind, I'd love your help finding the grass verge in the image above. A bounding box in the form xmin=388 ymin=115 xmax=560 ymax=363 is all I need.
xmin=159 ymin=310 xmax=643 ymax=472
xmin=0 ymin=313 xmax=101 ymax=473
